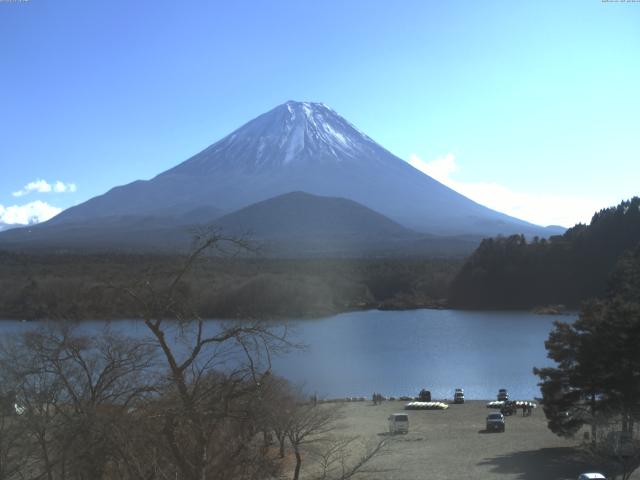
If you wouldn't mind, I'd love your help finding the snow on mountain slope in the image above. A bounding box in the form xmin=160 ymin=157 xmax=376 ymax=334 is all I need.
xmin=45 ymin=101 xmax=556 ymax=237
xmin=163 ymin=101 xmax=384 ymax=174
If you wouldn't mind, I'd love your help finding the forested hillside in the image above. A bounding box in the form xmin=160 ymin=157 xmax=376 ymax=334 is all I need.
xmin=0 ymin=253 xmax=461 ymax=320
xmin=450 ymin=197 xmax=640 ymax=309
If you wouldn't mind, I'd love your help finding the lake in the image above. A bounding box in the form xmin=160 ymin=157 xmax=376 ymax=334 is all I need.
xmin=271 ymin=309 xmax=574 ymax=400
xmin=0 ymin=309 xmax=574 ymax=400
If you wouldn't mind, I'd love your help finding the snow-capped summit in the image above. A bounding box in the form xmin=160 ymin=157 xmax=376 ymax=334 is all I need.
xmin=165 ymin=101 xmax=383 ymax=175
xmin=43 ymin=101 xmax=559 ymax=237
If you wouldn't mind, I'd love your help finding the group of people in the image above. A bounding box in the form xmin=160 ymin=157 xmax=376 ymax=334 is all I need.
xmin=500 ymin=400 xmax=535 ymax=417
xmin=372 ymin=392 xmax=384 ymax=405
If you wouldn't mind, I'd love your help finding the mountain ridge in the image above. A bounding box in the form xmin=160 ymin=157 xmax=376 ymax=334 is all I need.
xmin=0 ymin=191 xmax=481 ymax=257
xmin=4 ymin=101 xmax=564 ymax=250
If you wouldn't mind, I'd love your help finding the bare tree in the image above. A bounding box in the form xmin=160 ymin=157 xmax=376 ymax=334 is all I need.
xmin=280 ymin=397 xmax=388 ymax=480
xmin=120 ymin=233 xmax=294 ymax=480
xmin=257 ymin=374 xmax=297 ymax=459
xmin=0 ymin=323 xmax=157 ymax=480
xmin=311 ymin=436 xmax=388 ymax=480
xmin=285 ymin=402 xmax=342 ymax=480
xmin=0 ymin=388 xmax=28 ymax=480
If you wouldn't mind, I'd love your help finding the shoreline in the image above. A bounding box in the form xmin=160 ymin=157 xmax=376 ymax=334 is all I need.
xmin=0 ymin=303 xmax=578 ymax=323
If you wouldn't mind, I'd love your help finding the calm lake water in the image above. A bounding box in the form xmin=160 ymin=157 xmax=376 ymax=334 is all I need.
xmin=0 ymin=309 xmax=574 ymax=401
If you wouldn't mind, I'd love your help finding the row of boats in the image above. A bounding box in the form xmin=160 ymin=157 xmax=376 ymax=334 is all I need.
xmin=403 ymin=400 xmax=538 ymax=411
xmin=486 ymin=400 xmax=537 ymax=409
xmin=404 ymin=401 xmax=449 ymax=410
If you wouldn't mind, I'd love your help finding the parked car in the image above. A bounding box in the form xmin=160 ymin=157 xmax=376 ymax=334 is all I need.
xmin=418 ymin=389 xmax=431 ymax=402
xmin=486 ymin=412 xmax=505 ymax=432
xmin=500 ymin=400 xmax=517 ymax=416
xmin=577 ymin=473 xmax=606 ymax=480
xmin=497 ymin=388 xmax=509 ymax=401
xmin=388 ymin=413 xmax=409 ymax=434
xmin=454 ymin=388 xmax=465 ymax=404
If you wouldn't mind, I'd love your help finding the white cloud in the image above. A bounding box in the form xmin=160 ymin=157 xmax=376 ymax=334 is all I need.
xmin=13 ymin=179 xmax=51 ymax=197
xmin=53 ymin=181 xmax=77 ymax=193
xmin=407 ymin=153 xmax=609 ymax=227
xmin=409 ymin=152 xmax=458 ymax=184
xmin=13 ymin=179 xmax=77 ymax=197
xmin=0 ymin=201 xmax=62 ymax=225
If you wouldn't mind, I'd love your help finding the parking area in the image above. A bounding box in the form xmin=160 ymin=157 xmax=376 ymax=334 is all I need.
xmin=327 ymin=400 xmax=627 ymax=480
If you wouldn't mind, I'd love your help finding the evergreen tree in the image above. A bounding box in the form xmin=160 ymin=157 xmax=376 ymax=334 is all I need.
xmin=451 ymin=197 xmax=640 ymax=309
xmin=534 ymin=245 xmax=640 ymax=478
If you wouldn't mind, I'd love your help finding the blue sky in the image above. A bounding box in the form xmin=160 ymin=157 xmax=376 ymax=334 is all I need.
xmin=1 ymin=0 xmax=638 ymax=227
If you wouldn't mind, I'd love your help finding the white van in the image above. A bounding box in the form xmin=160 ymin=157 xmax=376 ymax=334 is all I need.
xmin=388 ymin=413 xmax=409 ymax=434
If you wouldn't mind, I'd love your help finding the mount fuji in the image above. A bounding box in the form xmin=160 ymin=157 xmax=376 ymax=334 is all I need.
xmin=0 ymin=101 xmax=562 ymax=252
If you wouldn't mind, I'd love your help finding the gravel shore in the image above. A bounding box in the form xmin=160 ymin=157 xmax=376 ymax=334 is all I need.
xmin=317 ymin=400 xmax=635 ymax=480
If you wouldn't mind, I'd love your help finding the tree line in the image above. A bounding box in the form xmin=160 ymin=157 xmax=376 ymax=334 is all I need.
xmin=0 ymin=251 xmax=461 ymax=320
xmin=450 ymin=197 xmax=640 ymax=309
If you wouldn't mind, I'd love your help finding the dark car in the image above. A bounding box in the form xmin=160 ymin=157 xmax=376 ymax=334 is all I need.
xmin=418 ymin=389 xmax=431 ymax=402
xmin=486 ymin=412 xmax=506 ymax=432
xmin=454 ymin=388 xmax=465 ymax=404
xmin=497 ymin=388 xmax=509 ymax=401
